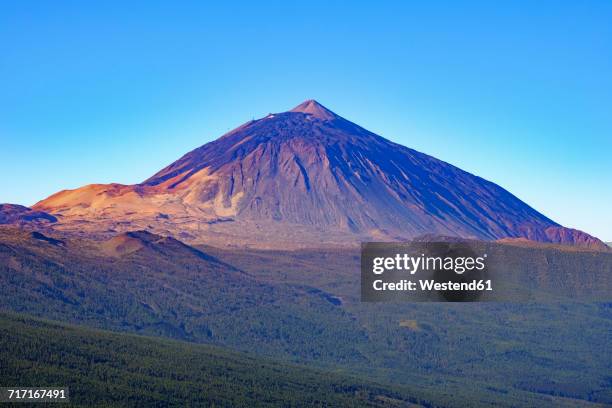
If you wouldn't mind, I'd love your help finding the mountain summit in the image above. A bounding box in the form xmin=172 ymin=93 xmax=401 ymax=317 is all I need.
xmin=290 ymin=99 xmax=339 ymax=120
xmin=32 ymin=100 xmax=605 ymax=249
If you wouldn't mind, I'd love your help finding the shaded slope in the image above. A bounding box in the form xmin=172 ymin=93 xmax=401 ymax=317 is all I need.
xmin=0 ymin=203 xmax=57 ymax=224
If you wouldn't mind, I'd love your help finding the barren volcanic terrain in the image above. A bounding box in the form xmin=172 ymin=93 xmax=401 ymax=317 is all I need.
xmin=28 ymin=100 xmax=605 ymax=249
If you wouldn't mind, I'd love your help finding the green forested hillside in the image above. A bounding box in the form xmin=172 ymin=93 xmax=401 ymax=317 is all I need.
xmin=0 ymin=313 xmax=426 ymax=407
xmin=0 ymin=228 xmax=366 ymax=364
xmin=1 ymin=228 xmax=611 ymax=407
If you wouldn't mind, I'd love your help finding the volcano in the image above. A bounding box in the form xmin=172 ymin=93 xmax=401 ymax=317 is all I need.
xmin=32 ymin=100 xmax=605 ymax=249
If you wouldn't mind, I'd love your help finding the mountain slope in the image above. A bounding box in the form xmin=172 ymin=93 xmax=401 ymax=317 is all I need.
xmin=0 ymin=312 xmax=427 ymax=407
xmin=0 ymin=226 xmax=366 ymax=362
xmin=1 ymin=228 xmax=611 ymax=406
xmin=32 ymin=100 xmax=604 ymax=249
xmin=0 ymin=204 xmax=57 ymax=225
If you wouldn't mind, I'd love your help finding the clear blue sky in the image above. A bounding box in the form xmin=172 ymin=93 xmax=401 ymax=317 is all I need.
xmin=1 ymin=1 xmax=611 ymax=240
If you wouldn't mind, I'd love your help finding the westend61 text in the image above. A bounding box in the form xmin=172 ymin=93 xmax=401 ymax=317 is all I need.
xmin=373 ymin=279 xmax=492 ymax=292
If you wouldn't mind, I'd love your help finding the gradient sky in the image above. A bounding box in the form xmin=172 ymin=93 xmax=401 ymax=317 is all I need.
xmin=1 ymin=1 xmax=611 ymax=240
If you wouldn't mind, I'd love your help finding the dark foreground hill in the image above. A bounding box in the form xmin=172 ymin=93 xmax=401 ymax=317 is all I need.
xmin=30 ymin=100 xmax=605 ymax=249
xmin=0 ymin=313 xmax=427 ymax=408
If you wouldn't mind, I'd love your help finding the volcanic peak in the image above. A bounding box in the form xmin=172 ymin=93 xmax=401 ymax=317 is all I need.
xmin=290 ymin=99 xmax=338 ymax=121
